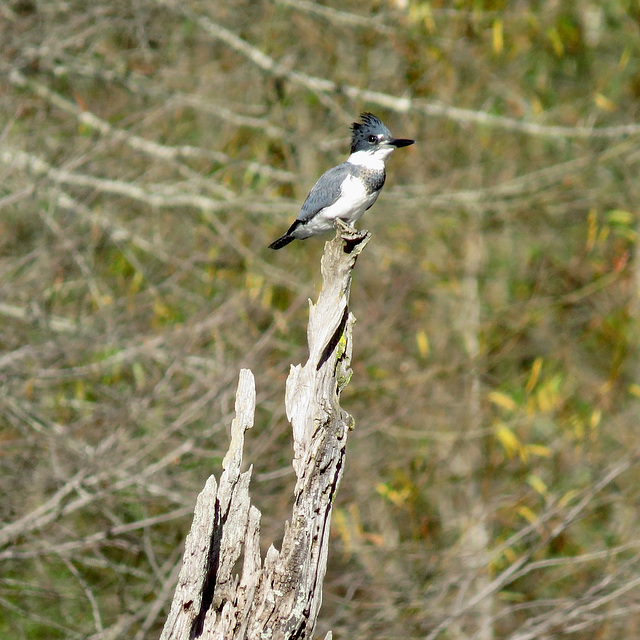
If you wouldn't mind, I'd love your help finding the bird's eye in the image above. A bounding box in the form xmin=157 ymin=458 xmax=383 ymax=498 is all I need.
xmin=368 ymin=135 xmax=377 ymax=142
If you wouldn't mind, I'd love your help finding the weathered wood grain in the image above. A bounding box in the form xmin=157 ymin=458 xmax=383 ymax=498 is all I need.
xmin=160 ymin=227 xmax=370 ymax=640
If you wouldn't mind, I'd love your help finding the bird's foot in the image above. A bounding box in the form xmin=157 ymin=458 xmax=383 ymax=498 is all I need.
xmin=334 ymin=219 xmax=370 ymax=253
xmin=334 ymin=218 xmax=356 ymax=233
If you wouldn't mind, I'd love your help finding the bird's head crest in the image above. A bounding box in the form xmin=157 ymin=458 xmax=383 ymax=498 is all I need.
xmin=350 ymin=112 xmax=392 ymax=153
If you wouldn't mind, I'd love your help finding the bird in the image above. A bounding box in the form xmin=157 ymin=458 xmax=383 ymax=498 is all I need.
xmin=268 ymin=113 xmax=414 ymax=249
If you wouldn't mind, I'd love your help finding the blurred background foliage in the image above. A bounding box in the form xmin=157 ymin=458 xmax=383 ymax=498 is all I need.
xmin=1 ymin=0 xmax=640 ymax=638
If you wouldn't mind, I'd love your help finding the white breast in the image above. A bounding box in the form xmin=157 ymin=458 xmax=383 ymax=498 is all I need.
xmin=303 ymin=174 xmax=379 ymax=235
xmin=347 ymin=148 xmax=392 ymax=168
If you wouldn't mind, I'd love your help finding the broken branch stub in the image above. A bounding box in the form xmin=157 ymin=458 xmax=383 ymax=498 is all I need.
xmin=160 ymin=227 xmax=370 ymax=640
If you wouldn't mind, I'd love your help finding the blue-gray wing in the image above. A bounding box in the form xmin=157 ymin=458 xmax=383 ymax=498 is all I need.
xmin=297 ymin=163 xmax=353 ymax=222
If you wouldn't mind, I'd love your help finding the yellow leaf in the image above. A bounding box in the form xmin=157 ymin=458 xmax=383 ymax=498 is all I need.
xmin=620 ymin=47 xmax=631 ymax=71
xmin=416 ymin=330 xmax=430 ymax=358
xmin=376 ymin=482 xmax=410 ymax=507
xmin=526 ymin=474 xmax=548 ymax=496
xmin=407 ymin=1 xmax=435 ymax=33
xmin=526 ymin=396 xmax=536 ymax=417
xmin=518 ymin=505 xmax=538 ymax=524
xmin=332 ymin=508 xmax=352 ymax=556
xmin=495 ymin=423 xmax=520 ymax=458
xmin=594 ymin=93 xmax=616 ymax=112
xmin=558 ymin=489 xmax=580 ymax=508
xmin=606 ymin=209 xmax=634 ymax=225
xmin=493 ymin=19 xmax=504 ymax=54
xmin=348 ymin=503 xmax=363 ymax=536
xmin=245 ymin=273 xmax=264 ymax=301
xmin=75 ymin=380 xmax=85 ymax=400
xmin=525 ymin=357 xmax=543 ymax=393
xmin=422 ymin=2 xmax=435 ymax=34
xmin=376 ymin=483 xmax=389 ymax=498
xmin=531 ymin=97 xmax=544 ymax=115
xmin=536 ymin=378 xmax=560 ymax=412
xmin=629 ymin=384 xmax=640 ymax=398
xmin=537 ymin=389 xmax=552 ymax=412
xmin=393 ymin=488 xmax=411 ymax=507
xmin=488 ymin=391 xmax=517 ymax=412
xmin=261 ymin=287 xmax=273 ymax=309
xmin=23 ymin=379 xmax=35 ymax=399
xmin=154 ymin=301 xmax=170 ymax=319
xmin=589 ymin=409 xmax=601 ymax=429
xmin=526 ymin=444 xmax=552 ymax=458
xmin=547 ymin=27 xmax=564 ymax=57
xmin=597 ymin=226 xmax=610 ymax=245
xmin=129 ymin=270 xmax=144 ymax=295
xmin=363 ymin=532 xmax=385 ymax=547
xmin=585 ymin=209 xmax=597 ymax=252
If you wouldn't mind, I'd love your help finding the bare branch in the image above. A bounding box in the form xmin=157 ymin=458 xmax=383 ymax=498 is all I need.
xmin=155 ymin=0 xmax=640 ymax=139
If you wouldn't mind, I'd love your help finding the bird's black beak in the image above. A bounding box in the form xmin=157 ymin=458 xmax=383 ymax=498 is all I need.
xmin=389 ymin=138 xmax=415 ymax=148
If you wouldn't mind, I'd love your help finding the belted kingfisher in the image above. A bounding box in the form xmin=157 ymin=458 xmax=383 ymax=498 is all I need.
xmin=268 ymin=113 xmax=414 ymax=249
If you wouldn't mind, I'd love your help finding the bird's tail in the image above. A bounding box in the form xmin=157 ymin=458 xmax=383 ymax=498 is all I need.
xmin=268 ymin=234 xmax=295 ymax=250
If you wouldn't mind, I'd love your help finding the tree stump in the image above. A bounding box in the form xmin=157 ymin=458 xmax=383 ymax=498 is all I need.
xmin=160 ymin=227 xmax=370 ymax=640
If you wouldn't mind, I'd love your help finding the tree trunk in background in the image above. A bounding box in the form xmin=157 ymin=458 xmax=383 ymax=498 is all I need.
xmin=441 ymin=206 xmax=494 ymax=640
xmin=459 ymin=208 xmax=494 ymax=640
xmin=160 ymin=228 xmax=370 ymax=640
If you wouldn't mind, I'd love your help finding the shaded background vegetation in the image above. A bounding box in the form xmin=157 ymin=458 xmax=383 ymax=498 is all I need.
xmin=2 ymin=0 xmax=640 ymax=638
